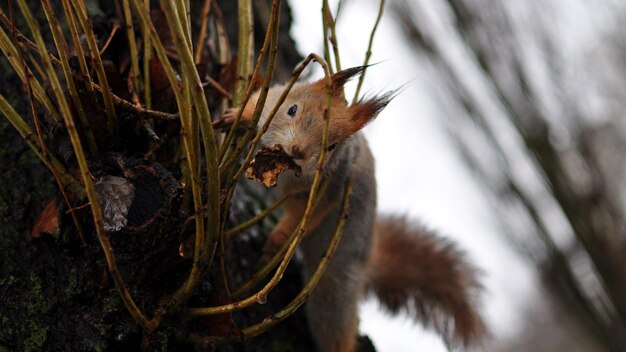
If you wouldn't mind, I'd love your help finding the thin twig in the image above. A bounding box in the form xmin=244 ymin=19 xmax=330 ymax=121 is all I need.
xmin=185 ymin=54 xmax=334 ymax=317
xmin=0 ymin=17 xmax=61 ymax=121
xmin=9 ymin=1 xmax=46 ymax=158
xmin=352 ymin=0 xmax=385 ymax=104
xmin=217 ymin=0 xmax=281 ymax=162
xmin=16 ymin=0 xmax=153 ymax=330
xmin=141 ymin=0 xmax=151 ymax=108
xmin=7 ymin=1 xmax=88 ymax=247
xmin=68 ymin=72 xmax=179 ymax=120
xmin=234 ymin=0 xmax=254 ymax=107
xmin=160 ymin=0 xmax=221 ymax=301
xmin=226 ymin=192 xmax=290 ymax=239
xmin=129 ymin=0 xmax=213 ymax=322
xmin=61 ymin=0 xmax=93 ymax=93
xmin=122 ymin=1 xmax=141 ymax=97
xmin=98 ymin=22 xmax=121 ymax=56
xmin=322 ymin=0 xmax=341 ymax=72
xmin=189 ymin=158 xmax=355 ymax=345
xmin=0 ymin=95 xmax=80 ymax=195
xmin=69 ymin=0 xmax=119 ymax=135
xmin=229 ymin=175 xmax=333 ymax=298
xmin=202 ymin=75 xmax=233 ymax=100
xmin=211 ymin=0 xmax=230 ymax=142
xmin=194 ymin=0 xmax=212 ymax=64
xmin=41 ymin=0 xmax=99 ymax=156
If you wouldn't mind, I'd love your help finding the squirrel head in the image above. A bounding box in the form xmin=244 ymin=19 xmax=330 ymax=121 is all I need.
xmin=261 ymin=66 xmax=393 ymax=173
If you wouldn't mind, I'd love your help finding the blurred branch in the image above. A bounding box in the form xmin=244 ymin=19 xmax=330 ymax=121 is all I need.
xmin=394 ymin=0 xmax=626 ymax=349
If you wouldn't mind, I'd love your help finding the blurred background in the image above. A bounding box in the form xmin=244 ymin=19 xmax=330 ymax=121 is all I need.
xmin=290 ymin=0 xmax=626 ymax=351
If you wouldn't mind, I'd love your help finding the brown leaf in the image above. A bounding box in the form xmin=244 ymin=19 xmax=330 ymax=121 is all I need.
xmin=245 ymin=145 xmax=302 ymax=188
xmin=31 ymin=198 xmax=60 ymax=238
xmin=218 ymin=55 xmax=238 ymax=92
xmin=149 ymin=58 xmax=177 ymax=112
xmin=200 ymin=292 xmax=242 ymax=338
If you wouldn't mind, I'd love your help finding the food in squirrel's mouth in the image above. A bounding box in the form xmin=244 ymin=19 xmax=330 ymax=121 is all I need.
xmin=245 ymin=144 xmax=303 ymax=188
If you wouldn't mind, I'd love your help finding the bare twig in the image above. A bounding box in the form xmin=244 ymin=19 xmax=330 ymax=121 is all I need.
xmin=352 ymin=0 xmax=385 ymax=104
xmin=234 ymin=0 xmax=254 ymax=106
xmin=229 ymin=174 xmax=334 ymax=298
xmin=188 ymin=157 xmax=355 ymax=345
xmin=194 ymin=0 xmax=212 ymax=64
xmin=217 ymin=0 xmax=281 ymax=163
xmin=226 ymin=192 xmax=290 ymax=239
xmin=41 ymin=0 xmax=99 ymax=156
xmin=69 ymin=0 xmax=119 ymax=135
xmin=322 ymin=0 xmax=341 ymax=73
xmin=202 ymin=75 xmax=233 ymax=100
xmin=141 ymin=0 xmax=151 ymax=108
xmin=159 ymin=0 xmax=220 ymax=304
xmin=98 ymin=22 xmax=121 ymax=56
xmin=185 ymin=53 xmax=334 ymax=317
xmin=122 ymin=0 xmax=141 ymax=96
xmin=61 ymin=0 xmax=93 ymax=93
xmin=0 ymin=16 xmax=60 ymax=121
xmin=17 ymin=0 xmax=152 ymax=330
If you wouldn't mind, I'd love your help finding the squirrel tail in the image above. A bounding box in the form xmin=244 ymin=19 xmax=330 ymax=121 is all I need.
xmin=365 ymin=215 xmax=486 ymax=348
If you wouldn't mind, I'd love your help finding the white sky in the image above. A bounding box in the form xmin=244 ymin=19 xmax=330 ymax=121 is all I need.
xmin=289 ymin=1 xmax=536 ymax=351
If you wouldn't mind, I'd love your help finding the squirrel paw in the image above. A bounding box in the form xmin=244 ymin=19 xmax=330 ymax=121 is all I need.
xmin=212 ymin=107 xmax=239 ymax=129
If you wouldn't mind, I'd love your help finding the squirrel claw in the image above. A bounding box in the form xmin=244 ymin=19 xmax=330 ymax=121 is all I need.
xmin=212 ymin=108 xmax=238 ymax=129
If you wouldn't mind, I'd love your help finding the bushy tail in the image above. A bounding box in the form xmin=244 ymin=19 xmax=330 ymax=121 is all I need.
xmin=365 ymin=215 xmax=486 ymax=348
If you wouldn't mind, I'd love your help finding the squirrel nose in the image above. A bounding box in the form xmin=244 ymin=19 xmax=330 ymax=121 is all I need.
xmin=290 ymin=146 xmax=306 ymax=160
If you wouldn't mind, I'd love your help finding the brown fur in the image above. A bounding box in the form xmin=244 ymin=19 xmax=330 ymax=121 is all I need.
xmin=367 ymin=215 xmax=486 ymax=348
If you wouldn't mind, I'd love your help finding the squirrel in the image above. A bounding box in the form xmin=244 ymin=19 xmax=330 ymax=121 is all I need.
xmin=217 ymin=66 xmax=486 ymax=352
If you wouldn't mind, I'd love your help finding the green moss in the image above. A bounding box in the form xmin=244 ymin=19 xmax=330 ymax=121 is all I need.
xmin=22 ymin=275 xmax=50 ymax=350
xmin=23 ymin=321 xmax=48 ymax=352
xmin=0 ymin=315 xmax=13 ymax=336
xmin=152 ymin=330 xmax=171 ymax=352
xmin=93 ymin=340 xmax=107 ymax=352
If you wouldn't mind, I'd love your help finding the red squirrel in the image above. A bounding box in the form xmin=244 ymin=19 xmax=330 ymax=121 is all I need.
xmin=218 ymin=66 xmax=485 ymax=352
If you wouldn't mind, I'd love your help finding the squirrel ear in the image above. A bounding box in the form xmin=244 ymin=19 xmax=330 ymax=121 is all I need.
xmin=332 ymin=92 xmax=394 ymax=142
xmin=312 ymin=66 xmax=367 ymax=96
xmin=330 ymin=66 xmax=366 ymax=92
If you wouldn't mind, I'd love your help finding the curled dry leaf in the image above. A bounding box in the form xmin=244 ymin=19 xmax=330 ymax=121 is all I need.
xmin=245 ymin=145 xmax=302 ymax=188
xmin=31 ymin=198 xmax=60 ymax=238
xmin=94 ymin=176 xmax=135 ymax=232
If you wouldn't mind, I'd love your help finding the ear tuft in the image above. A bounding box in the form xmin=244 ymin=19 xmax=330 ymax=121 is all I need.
xmin=330 ymin=66 xmax=367 ymax=91
xmin=331 ymin=91 xmax=395 ymax=143
xmin=349 ymin=91 xmax=395 ymax=127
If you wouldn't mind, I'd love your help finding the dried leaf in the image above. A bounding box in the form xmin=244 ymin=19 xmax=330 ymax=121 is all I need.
xmin=245 ymin=145 xmax=302 ymax=188
xmin=218 ymin=55 xmax=238 ymax=92
xmin=31 ymin=198 xmax=60 ymax=238
xmin=94 ymin=176 xmax=135 ymax=232
xmin=149 ymin=58 xmax=177 ymax=112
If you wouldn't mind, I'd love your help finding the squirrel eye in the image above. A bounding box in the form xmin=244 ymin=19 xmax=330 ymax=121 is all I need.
xmin=287 ymin=104 xmax=298 ymax=117
xmin=328 ymin=143 xmax=336 ymax=152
